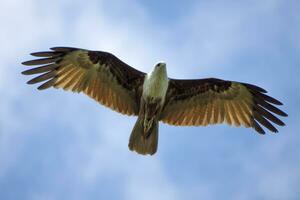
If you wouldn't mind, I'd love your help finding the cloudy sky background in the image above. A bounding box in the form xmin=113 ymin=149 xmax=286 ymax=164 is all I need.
xmin=0 ymin=0 xmax=299 ymax=199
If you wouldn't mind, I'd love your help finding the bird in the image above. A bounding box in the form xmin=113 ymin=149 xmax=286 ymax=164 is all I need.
xmin=22 ymin=47 xmax=287 ymax=155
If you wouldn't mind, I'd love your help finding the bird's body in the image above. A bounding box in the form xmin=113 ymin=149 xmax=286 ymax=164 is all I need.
xmin=129 ymin=63 xmax=169 ymax=154
xmin=22 ymin=47 xmax=288 ymax=155
xmin=143 ymin=63 xmax=169 ymax=100
xmin=142 ymin=63 xmax=168 ymax=132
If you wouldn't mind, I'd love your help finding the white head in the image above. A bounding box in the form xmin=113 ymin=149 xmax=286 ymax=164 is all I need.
xmin=153 ymin=62 xmax=167 ymax=74
xmin=153 ymin=62 xmax=167 ymax=76
xmin=148 ymin=62 xmax=167 ymax=78
xmin=143 ymin=61 xmax=169 ymax=98
xmin=155 ymin=62 xmax=166 ymax=69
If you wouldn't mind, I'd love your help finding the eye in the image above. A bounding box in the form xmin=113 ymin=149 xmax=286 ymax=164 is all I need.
xmin=157 ymin=63 xmax=161 ymax=67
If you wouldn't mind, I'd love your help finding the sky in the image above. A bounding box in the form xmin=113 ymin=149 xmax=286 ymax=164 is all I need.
xmin=0 ymin=0 xmax=299 ymax=199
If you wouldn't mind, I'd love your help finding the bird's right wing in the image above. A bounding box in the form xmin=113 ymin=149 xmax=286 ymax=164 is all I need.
xmin=22 ymin=47 xmax=146 ymax=116
xmin=160 ymin=78 xmax=287 ymax=134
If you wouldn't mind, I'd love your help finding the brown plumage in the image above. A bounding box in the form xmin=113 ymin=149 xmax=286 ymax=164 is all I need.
xmin=22 ymin=47 xmax=287 ymax=155
xmin=160 ymin=79 xmax=287 ymax=134
xmin=22 ymin=47 xmax=145 ymax=115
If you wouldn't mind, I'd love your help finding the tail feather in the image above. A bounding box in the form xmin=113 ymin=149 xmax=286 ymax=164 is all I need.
xmin=128 ymin=117 xmax=158 ymax=155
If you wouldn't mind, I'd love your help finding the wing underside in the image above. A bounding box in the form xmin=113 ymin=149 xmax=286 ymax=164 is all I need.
xmin=22 ymin=47 xmax=145 ymax=116
xmin=161 ymin=78 xmax=287 ymax=134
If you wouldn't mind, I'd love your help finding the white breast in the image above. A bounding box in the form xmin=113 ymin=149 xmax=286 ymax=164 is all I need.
xmin=142 ymin=67 xmax=169 ymax=101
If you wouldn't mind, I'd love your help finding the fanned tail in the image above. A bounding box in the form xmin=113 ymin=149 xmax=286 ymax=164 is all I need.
xmin=128 ymin=117 xmax=158 ymax=155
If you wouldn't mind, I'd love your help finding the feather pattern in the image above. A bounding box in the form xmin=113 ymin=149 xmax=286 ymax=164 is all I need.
xmin=22 ymin=47 xmax=287 ymax=136
xmin=161 ymin=78 xmax=287 ymax=134
xmin=22 ymin=47 xmax=145 ymax=116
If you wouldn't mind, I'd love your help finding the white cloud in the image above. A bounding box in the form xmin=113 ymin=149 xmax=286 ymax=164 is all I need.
xmin=231 ymin=134 xmax=300 ymax=200
xmin=0 ymin=0 xmax=185 ymax=198
xmin=124 ymin=159 xmax=181 ymax=200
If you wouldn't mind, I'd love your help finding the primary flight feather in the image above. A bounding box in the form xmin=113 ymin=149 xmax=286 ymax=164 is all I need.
xmin=22 ymin=47 xmax=287 ymax=155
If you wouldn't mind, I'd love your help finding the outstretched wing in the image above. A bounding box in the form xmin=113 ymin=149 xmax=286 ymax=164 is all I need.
xmin=160 ymin=78 xmax=287 ymax=134
xmin=22 ymin=47 xmax=146 ymax=116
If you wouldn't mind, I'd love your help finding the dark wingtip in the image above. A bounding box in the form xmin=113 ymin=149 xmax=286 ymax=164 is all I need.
xmin=21 ymin=57 xmax=60 ymax=66
xmin=264 ymin=94 xmax=284 ymax=106
xmin=37 ymin=85 xmax=47 ymax=90
xmin=271 ymin=128 xmax=279 ymax=133
xmin=244 ymin=83 xmax=267 ymax=93
xmin=275 ymin=99 xmax=283 ymax=106
xmin=50 ymin=47 xmax=78 ymax=52
xmin=263 ymin=94 xmax=283 ymax=106
xmin=30 ymin=52 xmax=46 ymax=57
xmin=36 ymin=78 xmax=56 ymax=90
xmin=27 ymin=80 xmax=35 ymax=84
xmin=22 ymin=61 xmax=32 ymax=66
xmin=30 ymin=52 xmax=38 ymax=56
xmin=252 ymin=119 xmax=266 ymax=134
xmin=276 ymin=120 xmax=286 ymax=126
xmin=280 ymin=111 xmax=288 ymax=117
xmin=21 ymin=70 xmax=28 ymax=75
xmin=255 ymin=98 xmax=288 ymax=117
xmin=30 ymin=51 xmax=61 ymax=57
xmin=255 ymin=127 xmax=266 ymax=135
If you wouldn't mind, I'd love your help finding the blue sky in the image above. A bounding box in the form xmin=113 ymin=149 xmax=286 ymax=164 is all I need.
xmin=0 ymin=0 xmax=299 ymax=199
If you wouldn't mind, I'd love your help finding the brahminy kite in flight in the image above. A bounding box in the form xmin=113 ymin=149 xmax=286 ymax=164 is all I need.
xmin=22 ymin=47 xmax=287 ymax=155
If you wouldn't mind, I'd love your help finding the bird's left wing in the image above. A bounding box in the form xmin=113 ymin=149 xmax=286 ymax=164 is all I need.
xmin=160 ymin=78 xmax=287 ymax=134
xmin=22 ymin=47 xmax=145 ymax=115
